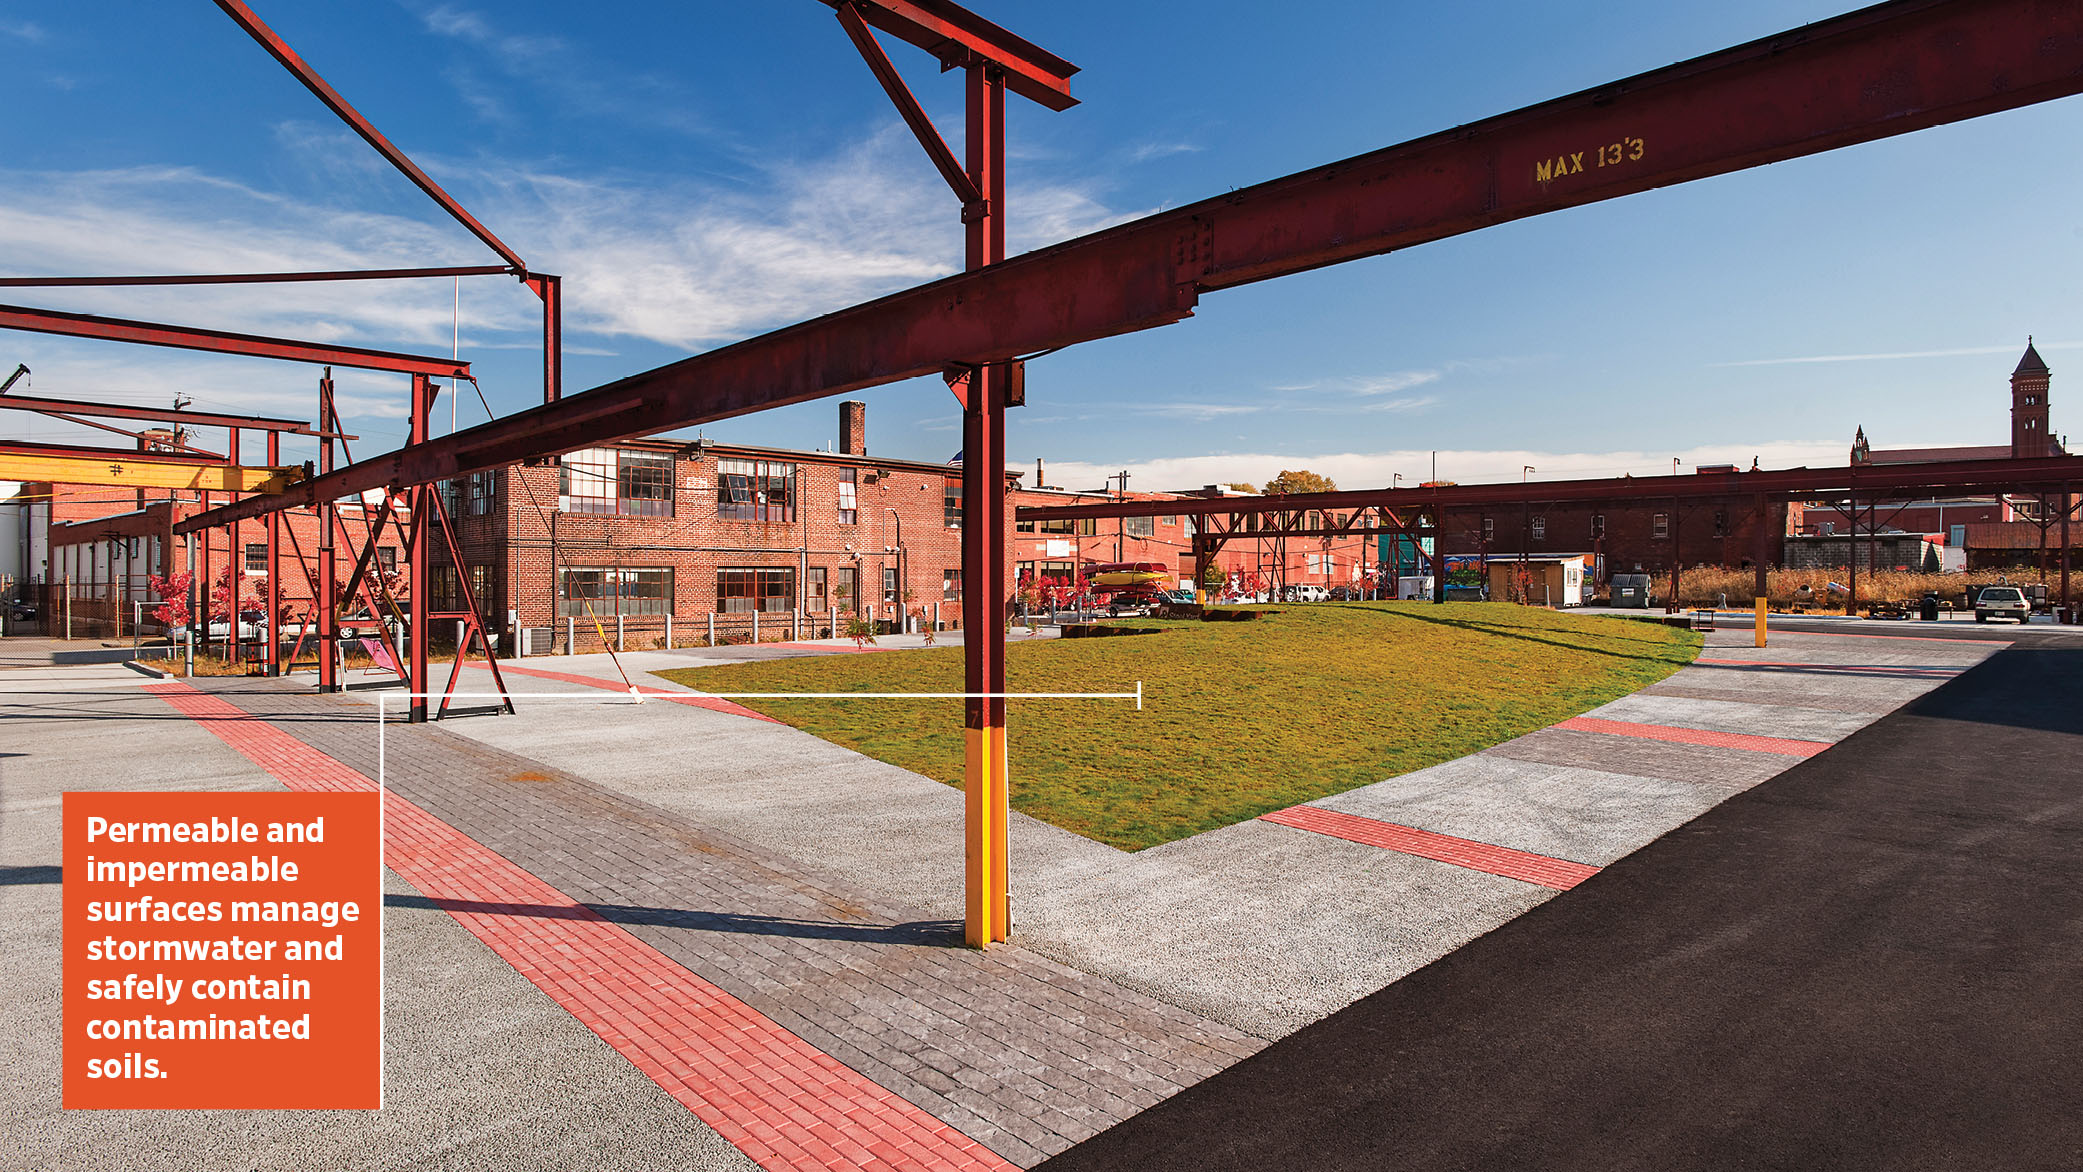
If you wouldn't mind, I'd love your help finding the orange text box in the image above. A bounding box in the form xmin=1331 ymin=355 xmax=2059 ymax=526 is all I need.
xmin=63 ymin=790 xmax=381 ymax=1109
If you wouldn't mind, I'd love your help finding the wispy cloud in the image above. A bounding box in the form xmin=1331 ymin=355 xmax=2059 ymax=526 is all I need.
xmin=1276 ymin=368 xmax=1443 ymax=396
xmin=0 ymin=20 xmax=45 ymax=42
xmin=1712 ymin=341 xmax=2076 ymax=368
xmin=1128 ymin=142 xmax=1203 ymax=163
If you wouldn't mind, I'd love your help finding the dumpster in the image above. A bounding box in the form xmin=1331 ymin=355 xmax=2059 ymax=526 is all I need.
xmin=1919 ymin=592 xmax=1940 ymax=622
xmin=1610 ymin=574 xmax=1651 ymax=608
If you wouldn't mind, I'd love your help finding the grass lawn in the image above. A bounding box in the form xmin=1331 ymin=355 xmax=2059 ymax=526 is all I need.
xmin=652 ymin=602 xmax=1701 ymax=851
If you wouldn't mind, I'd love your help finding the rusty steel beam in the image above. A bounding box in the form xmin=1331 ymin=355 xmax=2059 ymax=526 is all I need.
xmin=816 ymin=0 xmax=1077 ymax=111
xmin=835 ymin=2 xmax=981 ymax=207
xmin=0 ymin=265 xmax=511 ymax=288
xmin=1016 ymin=456 xmax=2083 ymax=523
xmin=0 ymin=303 xmax=469 ymax=379
xmin=0 ymin=392 xmax=347 ymax=437
xmin=0 ymin=440 xmax=302 ymax=493
xmin=212 ymin=0 xmax=526 ymax=274
xmin=177 ymin=0 xmax=2083 ymax=534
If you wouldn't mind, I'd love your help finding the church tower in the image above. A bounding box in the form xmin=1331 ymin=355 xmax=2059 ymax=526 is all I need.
xmin=2011 ymin=338 xmax=2052 ymax=457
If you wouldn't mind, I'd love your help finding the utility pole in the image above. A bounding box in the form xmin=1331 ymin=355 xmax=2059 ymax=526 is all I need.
xmin=1520 ymin=465 xmax=1535 ymax=604
xmin=1108 ymin=470 xmax=1130 ymax=560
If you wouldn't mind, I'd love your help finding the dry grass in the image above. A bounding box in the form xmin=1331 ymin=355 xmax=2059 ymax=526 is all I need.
xmin=1657 ymin=565 xmax=2048 ymax=612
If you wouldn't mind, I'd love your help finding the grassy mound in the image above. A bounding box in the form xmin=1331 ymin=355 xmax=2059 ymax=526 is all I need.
xmin=653 ymin=602 xmax=1700 ymax=851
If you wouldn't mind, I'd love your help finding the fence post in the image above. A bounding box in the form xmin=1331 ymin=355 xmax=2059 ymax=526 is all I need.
xmin=566 ymin=616 xmax=575 ymax=656
xmin=752 ymin=610 xmax=760 ymax=644
xmin=707 ymin=612 xmax=716 ymax=647
xmin=666 ymin=612 xmax=673 ymax=650
xmin=616 ymin=613 xmax=625 ymax=651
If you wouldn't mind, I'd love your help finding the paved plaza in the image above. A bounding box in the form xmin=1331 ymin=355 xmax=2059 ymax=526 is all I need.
xmin=1 ymin=616 xmax=2057 ymax=1170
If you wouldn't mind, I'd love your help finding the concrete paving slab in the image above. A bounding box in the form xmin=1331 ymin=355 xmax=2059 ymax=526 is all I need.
xmin=0 ymin=664 xmax=756 ymax=1172
xmin=1483 ymin=728 xmax=1791 ymax=788
xmin=1581 ymin=692 xmax=1877 ymax=743
xmin=1013 ymin=819 xmax=1552 ymax=1039
xmin=1312 ymin=755 xmax=1731 ymax=866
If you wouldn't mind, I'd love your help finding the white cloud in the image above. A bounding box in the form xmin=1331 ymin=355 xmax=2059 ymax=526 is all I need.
xmin=1 ymin=20 xmax=44 ymax=42
xmin=1128 ymin=142 xmax=1203 ymax=163
xmin=1713 ymin=341 xmax=2078 ymax=367
xmin=1030 ymin=440 xmax=1852 ymax=495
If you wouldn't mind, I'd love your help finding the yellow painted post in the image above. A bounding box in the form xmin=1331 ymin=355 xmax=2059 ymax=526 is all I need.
xmin=1755 ymin=596 xmax=1768 ymax=647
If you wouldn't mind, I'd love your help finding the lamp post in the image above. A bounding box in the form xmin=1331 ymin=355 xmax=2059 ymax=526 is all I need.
xmin=1521 ymin=465 xmax=1536 ymax=605
xmin=886 ymin=506 xmax=905 ymax=633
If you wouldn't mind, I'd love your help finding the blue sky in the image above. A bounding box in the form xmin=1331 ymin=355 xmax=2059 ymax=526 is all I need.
xmin=4 ymin=1 xmax=2079 ymax=492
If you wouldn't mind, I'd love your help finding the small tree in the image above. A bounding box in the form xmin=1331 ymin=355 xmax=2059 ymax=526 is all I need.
xmin=1261 ymin=469 xmax=1337 ymax=496
xmin=146 ymin=571 xmax=193 ymax=630
xmin=843 ymin=611 xmax=877 ymax=649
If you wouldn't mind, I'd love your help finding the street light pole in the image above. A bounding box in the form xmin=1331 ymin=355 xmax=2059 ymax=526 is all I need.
xmin=1521 ymin=465 xmax=1536 ymax=605
xmin=886 ymin=507 xmax=904 ymax=633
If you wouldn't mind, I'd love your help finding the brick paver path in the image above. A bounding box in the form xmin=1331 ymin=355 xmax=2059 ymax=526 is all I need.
xmin=1260 ymin=805 xmax=1602 ymax=890
xmin=159 ymin=679 xmax=1261 ymax=1168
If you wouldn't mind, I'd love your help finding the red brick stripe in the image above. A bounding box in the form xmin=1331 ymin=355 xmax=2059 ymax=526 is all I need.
xmin=1554 ymin=715 xmax=1830 ymax=758
xmin=145 ymin=682 xmax=1011 ymax=1172
xmin=1696 ymin=657 xmax=1961 ymax=677
xmin=469 ymin=661 xmax=783 ymax=723
xmin=1259 ymin=805 xmax=1600 ymax=891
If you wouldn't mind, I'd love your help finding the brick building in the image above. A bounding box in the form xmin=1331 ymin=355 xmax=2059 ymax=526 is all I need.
xmin=1434 ymin=492 xmax=1791 ymax=581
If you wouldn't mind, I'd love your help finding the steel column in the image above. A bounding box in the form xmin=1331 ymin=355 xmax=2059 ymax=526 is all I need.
xmin=408 ymin=375 xmax=432 ymax=722
xmin=265 ymin=431 xmax=280 ymax=675
xmin=961 ymin=62 xmax=1009 ymax=948
xmin=317 ymin=372 xmax=339 ymax=691
xmin=227 ymin=428 xmax=241 ymax=666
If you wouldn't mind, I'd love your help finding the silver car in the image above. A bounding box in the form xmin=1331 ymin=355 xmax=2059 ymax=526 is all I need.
xmin=1975 ymin=585 xmax=2030 ymax=623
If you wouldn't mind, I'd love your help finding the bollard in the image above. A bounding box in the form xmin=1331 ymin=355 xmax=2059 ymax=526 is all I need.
xmin=830 ymin=607 xmax=837 ymax=639
xmin=708 ymin=612 xmax=716 ymax=647
xmin=566 ymin=616 xmax=576 ymax=656
xmin=456 ymin=620 xmax=466 ymax=657
xmin=752 ymin=610 xmax=760 ymax=644
xmin=666 ymin=612 xmax=673 ymax=649
xmin=793 ymin=609 xmax=801 ymax=641
xmin=616 ymin=613 xmax=625 ymax=651
xmin=1754 ymin=597 xmax=1767 ymax=648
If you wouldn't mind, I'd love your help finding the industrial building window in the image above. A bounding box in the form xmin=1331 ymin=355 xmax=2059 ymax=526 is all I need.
xmin=718 ymin=458 xmax=795 ymax=522
xmin=1161 ymin=515 xmax=1178 ymax=526
xmin=944 ymin=478 xmax=963 ymax=529
xmin=1125 ymin=516 xmax=1154 ymax=538
xmin=943 ymin=569 xmax=962 ymax=601
xmin=376 ymin=546 xmax=398 ymax=573
xmin=618 ymin=452 xmax=672 ymax=516
xmin=438 ymin=477 xmax=465 ymax=519
xmin=1712 ymin=510 xmax=1727 ymax=538
xmin=1482 ymin=517 xmax=1495 ymax=542
xmin=1022 ymin=516 xmax=1095 ymax=535
xmin=432 ymin=565 xmax=461 ymax=612
xmin=1653 ymin=513 xmax=1670 ymax=539
xmin=1040 ymin=560 xmax=1076 ymax=584
xmin=562 ymin=567 xmax=673 ymax=616
xmin=1531 ymin=515 xmax=1546 ymax=541
xmin=470 ymin=564 xmax=493 ymax=613
xmin=559 ymin=448 xmax=617 ymax=515
xmin=806 ymin=567 xmax=827 ymax=611
xmin=468 ymin=471 xmax=496 ymax=516
xmin=883 ymin=566 xmax=899 ymax=603
xmin=716 ymin=567 xmax=793 ymax=613
xmin=561 ymin=449 xmax=670 ymax=517
xmin=837 ymin=468 xmax=858 ymax=524
xmin=1182 ymin=517 xmax=1196 ymax=538
xmin=244 ymin=543 xmax=266 ymax=572
xmin=1592 ymin=514 xmax=1606 ymax=538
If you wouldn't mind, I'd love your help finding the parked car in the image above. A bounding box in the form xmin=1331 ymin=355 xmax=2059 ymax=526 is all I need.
xmin=1974 ymin=585 xmax=2031 ymax=623
xmin=1277 ymin=584 xmax=1330 ymax=603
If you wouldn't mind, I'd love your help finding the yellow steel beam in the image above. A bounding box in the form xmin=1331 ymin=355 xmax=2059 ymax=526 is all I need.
xmin=0 ymin=450 xmax=301 ymax=493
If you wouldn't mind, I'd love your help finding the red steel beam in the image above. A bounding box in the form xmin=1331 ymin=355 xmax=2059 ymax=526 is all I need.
xmin=212 ymin=0 xmax=527 ymax=274
xmin=1015 ymin=455 xmax=2083 ymax=522
xmin=816 ymin=0 xmax=1077 ymax=111
xmin=835 ymin=1 xmax=982 ymax=207
xmin=0 ymin=266 xmax=511 ymax=288
xmin=0 ymin=303 xmax=469 ymax=379
xmin=0 ymin=392 xmax=348 ymax=437
xmin=177 ymin=0 xmax=2083 ymax=533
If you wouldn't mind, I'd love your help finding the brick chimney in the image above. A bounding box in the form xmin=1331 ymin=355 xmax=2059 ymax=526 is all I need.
xmin=840 ymin=400 xmax=867 ymax=456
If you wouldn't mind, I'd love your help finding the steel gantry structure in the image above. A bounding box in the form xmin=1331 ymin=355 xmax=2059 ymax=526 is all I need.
xmin=162 ymin=0 xmax=2083 ymax=947
xmin=1015 ymin=454 xmax=2083 ymax=614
